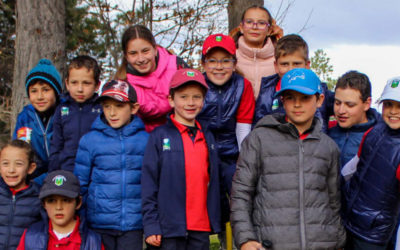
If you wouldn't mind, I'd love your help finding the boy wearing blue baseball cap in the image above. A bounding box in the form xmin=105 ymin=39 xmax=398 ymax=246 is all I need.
xmin=231 ymin=68 xmax=346 ymax=249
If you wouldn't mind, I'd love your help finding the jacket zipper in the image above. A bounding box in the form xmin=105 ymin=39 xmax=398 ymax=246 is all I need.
xmin=120 ymin=132 xmax=127 ymax=231
xmin=34 ymin=112 xmax=51 ymax=158
xmin=298 ymin=140 xmax=306 ymax=250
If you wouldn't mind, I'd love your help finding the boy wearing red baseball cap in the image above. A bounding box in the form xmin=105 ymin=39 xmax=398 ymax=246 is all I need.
xmin=142 ymin=68 xmax=222 ymax=250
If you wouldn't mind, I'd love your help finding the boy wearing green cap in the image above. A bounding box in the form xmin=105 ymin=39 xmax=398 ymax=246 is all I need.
xmin=231 ymin=68 xmax=346 ymax=250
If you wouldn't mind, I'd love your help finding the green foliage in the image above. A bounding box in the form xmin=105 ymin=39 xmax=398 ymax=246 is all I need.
xmin=311 ymin=49 xmax=337 ymax=90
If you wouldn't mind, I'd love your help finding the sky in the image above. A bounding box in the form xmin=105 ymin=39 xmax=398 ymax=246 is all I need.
xmin=265 ymin=0 xmax=400 ymax=105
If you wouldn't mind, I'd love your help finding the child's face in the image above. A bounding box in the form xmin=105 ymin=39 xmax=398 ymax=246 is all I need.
xmin=382 ymin=100 xmax=400 ymax=130
xmin=65 ymin=67 xmax=99 ymax=103
xmin=275 ymin=50 xmax=309 ymax=78
xmin=282 ymin=90 xmax=324 ymax=133
xmin=334 ymin=87 xmax=370 ymax=128
xmin=203 ymin=48 xmax=235 ymax=86
xmin=125 ymin=38 xmax=157 ymax=75
xmin=43 ymin=195 xmax=81 ymax=233
xmin=168 ymin=84 xmax=205 ymax=126
xmin=28 ymin=81 xmax=57 ymax=112
xmin=239 ymin=8 xmax=270 ymax=48
xmin=102 ymin=98 xmax=139 ymax=129
xmin=0 ymin=146 xmax=36 ymax=190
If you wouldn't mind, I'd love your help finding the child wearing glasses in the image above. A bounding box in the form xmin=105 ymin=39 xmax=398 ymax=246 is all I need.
xmin=230 ymin=5 xmax=283 ymax=99
xmin=198 ymin=34 xmax=255 ymax=197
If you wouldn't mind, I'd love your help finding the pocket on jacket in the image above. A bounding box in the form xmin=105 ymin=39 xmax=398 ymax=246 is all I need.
xmin=352 ymin=210 xmax=380 ymax=229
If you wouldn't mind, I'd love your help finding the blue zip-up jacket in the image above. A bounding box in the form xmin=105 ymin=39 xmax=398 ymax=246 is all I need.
xmin=328 ymin=108 xmax=381 ymax=167
xmin=49 ymin=93 xmax=101 ymax=172
xmin=254 ymin=73 xmax=334 ymax=132
xmin=13 ymin=104 xmax=54 ymax=177
xmin=343 ymin=120 xmax=400 ymax=245
xmin=74 ymin=115 xmax=148 ymax=231
xmin=197 ymin=72 xmax=244 ymax=163
xmin=141 ymin=117 xmax=221 ymax=238
xmin=0 ymin=178 xmax=41 ymax=250
xmin=24 ymin=210 xmax=101 ymax=250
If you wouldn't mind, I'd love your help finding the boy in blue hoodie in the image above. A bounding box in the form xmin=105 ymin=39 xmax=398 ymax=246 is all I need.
xmin=142 ymin=69 xmax=221 ymax=250
xmin=49 ymin=55 xmax=102 ymax=172
xmin=14 ymin=59 xmax=62 ymax=178
xmin=74 ymin=80 xmax=148 ymax=250
xmin=0 ymin=140 xmax=41 ymax=250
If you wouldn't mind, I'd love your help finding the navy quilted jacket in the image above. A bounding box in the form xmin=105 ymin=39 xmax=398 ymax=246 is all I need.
xmin=343 ymin=120 xmax=400 ymax=244
xmin=0 ymin=178 xmax=41 ymax=250
xmin=49 ymin=93 xmax=101 ymax=172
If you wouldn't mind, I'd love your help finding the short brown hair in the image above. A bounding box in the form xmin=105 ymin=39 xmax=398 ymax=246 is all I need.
xmin=67 ymin=55 xmax=101 ymax=85
xmin=335 ymin=71 xmax=371 ymax=102
xmin=275 ymin=34 xmax=309 ymax=61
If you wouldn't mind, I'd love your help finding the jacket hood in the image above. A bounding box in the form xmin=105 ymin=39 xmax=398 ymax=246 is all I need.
xmin=255 ymin=113 xmax=322 ymax=139
xmin=91 ymin=114 xmax=146 ymax=137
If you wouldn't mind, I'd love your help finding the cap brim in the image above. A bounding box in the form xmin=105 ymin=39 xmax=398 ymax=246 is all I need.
xmin=378 ymin=93 xmax=400 ymax=103
xmin=274 ymin=86 xmax=317 ymax=98
xmin=39 ymin=189 xmax=79 ymax=200
xmin=97 ymin=94 xmax=130 ymax=103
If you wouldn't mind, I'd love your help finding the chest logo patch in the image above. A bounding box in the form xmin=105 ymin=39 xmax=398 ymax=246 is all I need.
xmin=162 ymin=138 xmax=171 ymax=151
xmin=61 ymin=106 xmax=69 ymax=116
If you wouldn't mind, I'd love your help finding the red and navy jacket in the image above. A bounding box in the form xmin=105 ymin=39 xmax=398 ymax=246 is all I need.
xmin=49 ymin=93 xmax=101 ymax=172
xmin=197 ymin=72 xmax=245 ymax=163
xmin=141 ymin=116 xmax=221 ymax=238
xmin=254 ymin=73 xmax=334 ymax=132
xmin=343 ymin=120 xmax=400 ymax=245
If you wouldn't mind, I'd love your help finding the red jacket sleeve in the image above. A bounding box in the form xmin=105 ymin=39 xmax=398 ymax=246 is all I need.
xmin=236 ymin=78 xmax=255 ymax=124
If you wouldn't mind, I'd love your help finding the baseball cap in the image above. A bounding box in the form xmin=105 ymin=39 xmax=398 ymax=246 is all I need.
xmin=170 ymin=68 xmax=209 ymax=90
xmin=378 ymin=76 xmax=400 ymax=103
xmin=202 ymin=34 xmax=236 ymax=56
xmin=98 ymin=80 xmax=137 ymax=103
xmin=274 ymin=68 xmax=322 ymax=97
xmin=39 ymin=170 xmax=80 ymax=199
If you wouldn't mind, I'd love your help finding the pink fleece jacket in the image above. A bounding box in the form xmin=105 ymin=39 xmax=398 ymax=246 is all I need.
xmin=236 ymin=36 xmax=276 ymax=99
xmin=127 ymin=47 xmax=177 ymax=132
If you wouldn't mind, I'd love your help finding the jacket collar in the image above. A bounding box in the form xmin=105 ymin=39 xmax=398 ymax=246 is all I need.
xmin=237 ymin=36 xmax=275 ymax=60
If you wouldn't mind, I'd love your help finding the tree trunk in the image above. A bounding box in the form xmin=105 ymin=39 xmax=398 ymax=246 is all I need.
xmin=11 ymin=0 xmax=66 ymax=133
xmin=227 ymin=0 xmax=264 ymax=32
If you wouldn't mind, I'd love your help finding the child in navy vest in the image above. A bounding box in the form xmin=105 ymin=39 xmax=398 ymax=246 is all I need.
xmin=342 ymin=76 xmax=400 ymax=249
xmin=0 ymin=140 xmax=41 ymax=250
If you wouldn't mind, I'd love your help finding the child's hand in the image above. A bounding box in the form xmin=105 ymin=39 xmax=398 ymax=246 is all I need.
xmin=146 ymin=235 xmax=162 ymax=246
xmin=241 ymin=240 xmax=263 ymax=250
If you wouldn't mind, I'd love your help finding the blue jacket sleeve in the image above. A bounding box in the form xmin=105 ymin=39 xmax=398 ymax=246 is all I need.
xmin=48 ymin=105 xmax=64 ymax=171
xmin=74 ymin=134 xmax=93 ymax=207
xmin=141 ymin=132 xmax=162 ymax=237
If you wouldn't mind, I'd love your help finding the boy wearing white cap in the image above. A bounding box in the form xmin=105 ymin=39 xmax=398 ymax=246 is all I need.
xmin=231 ymin=68 xmax=346 ymax=250
xmin=342 ymin=76 xmax=400 ymax=250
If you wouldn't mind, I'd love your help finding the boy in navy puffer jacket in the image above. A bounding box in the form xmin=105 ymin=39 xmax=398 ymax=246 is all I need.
xmin=343 ymin=76 xmax=400 ymax=249
xmin=253 ymin=34 xmax=334 ymax=132
xmin=0 ymin=140 xmax=41 ymax=250
xmin=14 ymin=59 xmax=62 ymax=178
xmin=49 ymin=55 xmax=102 ymax=172
xmin=74 ymin=80 xmax=149 ymax=250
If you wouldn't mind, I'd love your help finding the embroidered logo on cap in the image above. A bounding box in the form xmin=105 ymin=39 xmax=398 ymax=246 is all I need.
xmin=391 ymin=80 xmax=399 ymax=88
xmin=288 ymin=72 xmax=306 ymax=84
xmin=187 ymin=71 xmax=195 ymax=77
xmin=216 ymin=36 xmax=222 ymax=42
xmin=52 ymin=175 xmax=67 ymax=186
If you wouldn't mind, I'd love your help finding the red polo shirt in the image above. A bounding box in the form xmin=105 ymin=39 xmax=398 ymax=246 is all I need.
xmin=171 ymin=115 xmax=211 ymax=232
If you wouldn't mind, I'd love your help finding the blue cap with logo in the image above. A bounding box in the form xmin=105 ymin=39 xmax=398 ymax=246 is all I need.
xmin=274 ymin=68 xmax=322 ymax=97
xmin=39 ymin=170 xmax=80 ymax=199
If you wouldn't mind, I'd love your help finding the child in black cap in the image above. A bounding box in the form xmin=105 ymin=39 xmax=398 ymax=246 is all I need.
xmin=17 ymin=170 xmax=103 ymax=249
xmin=74 ymin=80 xmax=149 ymax=250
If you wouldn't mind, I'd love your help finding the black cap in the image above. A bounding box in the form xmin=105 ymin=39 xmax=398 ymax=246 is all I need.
xmin=39 ymin=170 xmax=80 ymax=199
xmin=98 ymin=80 xmax=137 ymax=103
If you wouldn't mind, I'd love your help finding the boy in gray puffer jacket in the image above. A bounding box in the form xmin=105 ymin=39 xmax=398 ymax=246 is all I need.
xmin=231 ymin=68 xmax=346 ymax=250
